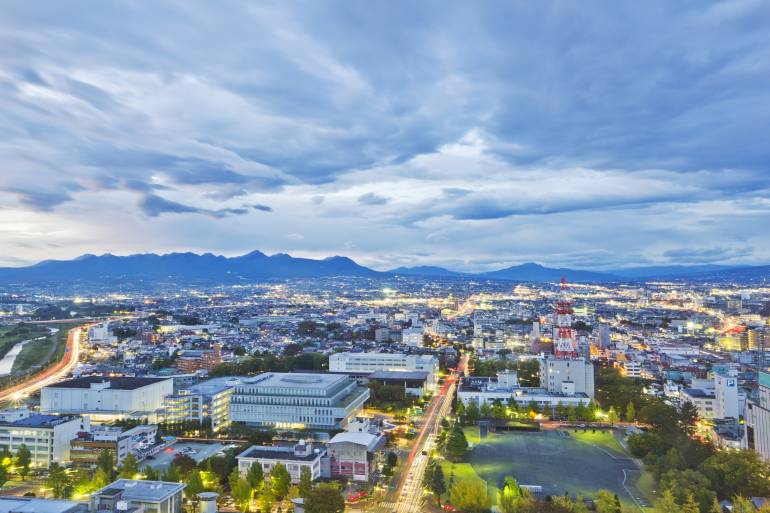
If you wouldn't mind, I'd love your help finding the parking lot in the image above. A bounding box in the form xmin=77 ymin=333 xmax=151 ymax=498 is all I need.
xmin=141 ymin=442 xmax=229 ymax=471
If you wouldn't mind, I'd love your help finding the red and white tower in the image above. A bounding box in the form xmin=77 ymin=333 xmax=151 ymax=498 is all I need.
xmin=553 ymin=277 xmax=577 ymax=358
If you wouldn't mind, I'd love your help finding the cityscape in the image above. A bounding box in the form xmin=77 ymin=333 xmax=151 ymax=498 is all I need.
xmin=2 ymin=2 xmax=770 ymax=513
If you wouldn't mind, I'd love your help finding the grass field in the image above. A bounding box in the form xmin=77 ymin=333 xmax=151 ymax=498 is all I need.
xmin=11 ymin=324 xmax=76 ymax=373
xmin=460 ymin=427 xmax=653 ymax=511
xmin=0 ymin=324 xmax=50 ymax=358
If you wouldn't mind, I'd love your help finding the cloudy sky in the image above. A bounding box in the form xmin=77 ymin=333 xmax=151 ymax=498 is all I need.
xmin=1 ymin=1 xmax=769 ymax=271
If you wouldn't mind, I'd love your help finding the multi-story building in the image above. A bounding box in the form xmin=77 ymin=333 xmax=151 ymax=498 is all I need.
xmin=162 ymin=377 xmax=240 ymax=433
xmin=90 ymin=479 xmax=185 ymax=513
xmin=539 ymin=357 xmax=595 ymax=398
xmin=41 ymin=377 xmax=174 ymax=423
xmin=745 ymin=371 xmax=770 ymax=462
xmin=402 ymin=327 xmax=424 ymax=347
xmin=0 ymin=414 xmax=87 ymax=468
xmin=457 ymin=372 xmax=591 ymax=409
xmin=229 ymin=373 xmax=369 ymax=430
xmin=329 ymin=352 xmax=438 ymax=389
xmin=70 ymin=424 xmax=157 ymax=466
xmin=237 ymin=440 xmax=325 ymax=483
xmin=681 ymin=388 xmax=716 ymax=419
xmin=175 ymin=346 xmax=222 ymax=373
xmin=715 ymin=373 xmax=740 ymax=419
xmin=327 ymin=431 xmax=384 ymax=482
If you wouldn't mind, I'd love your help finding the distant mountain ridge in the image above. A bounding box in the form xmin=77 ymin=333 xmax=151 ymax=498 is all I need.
xmin=0 ymin=250 xmax=381 ymax=286
xmin=0 ymin=250 xmax=768 ymax=286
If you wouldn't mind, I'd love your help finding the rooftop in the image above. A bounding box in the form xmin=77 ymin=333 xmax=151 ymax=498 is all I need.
xmin=1 ymin=414 xmax=76 ymax=428
xmin=328 ymin=431 xmax=383 ymax=451
xmin=238 ymin=445 xmax=324 ymax=462
xmin=369 ymin=370 xmax=429 ymax=381
xmin=243 ymin=372 xmax=347 ymax=389
xmin=0 ymin=496 xmax=86 ymax=513
xmin=45 ymin=376 xmax=170 ymax=391
xmin=93 ymin=479 xmax=185 ymax=502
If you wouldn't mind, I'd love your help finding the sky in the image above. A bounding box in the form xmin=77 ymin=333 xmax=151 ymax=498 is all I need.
xmin=1 ymin=1 xmax=770 ymax=272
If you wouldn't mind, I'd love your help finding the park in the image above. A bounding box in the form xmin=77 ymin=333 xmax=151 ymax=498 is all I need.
xmin=441 ymin=426 xmax=654 ymax=511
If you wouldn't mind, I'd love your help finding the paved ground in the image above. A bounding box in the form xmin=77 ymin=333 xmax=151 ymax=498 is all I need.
xmin=465 ymin=429 xmax=649 ymax=511
xmin=141 ymin=442 xmax=226 ymax=471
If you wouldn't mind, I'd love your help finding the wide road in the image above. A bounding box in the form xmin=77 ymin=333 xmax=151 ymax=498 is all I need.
xmin=393 ymin=354 xmax=468 ymax=513
xmin=0 ymin=325 xmax=82 ymax=402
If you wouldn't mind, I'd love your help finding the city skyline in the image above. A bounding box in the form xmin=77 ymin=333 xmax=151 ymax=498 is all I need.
xmin=3 ymin=2 xmax=770 ymax=271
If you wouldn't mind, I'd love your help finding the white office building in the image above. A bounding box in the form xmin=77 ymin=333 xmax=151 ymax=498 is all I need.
xmin=715 ymin=373 xmax=740 ymax=419
xmin=237 ymin=440 xmax=325 ymax=483
xmin=41 ymin=377 xmax=174 ymax=422
xmin=402 ymin=327 xmax=424 ymax=347
xmin=458 ymin=372 xmax=590 ymax=409
xmin=329 ymin=352 xmax=439 ymax=389
xmin=90 ymin=479 xmax=185 ymax=513
xmin=229 ymin=373 xmax=369 ymax=430
xmin=539 ymin=357 xmax=595 ymax=398
xmin=0 ymin=414 xmax=87 ymax=468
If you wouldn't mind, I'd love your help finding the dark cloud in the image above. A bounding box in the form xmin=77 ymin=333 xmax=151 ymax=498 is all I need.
xmin=358 ymin=192 xmax=389 ymax=206
xmin=252 ymin=204 xmax=273 ymax=212
xmin=663 ymin=246 xmax=754 ymax=263
xmin=3 ymin=187 xmax=73 ymax=211
xmin=137 ymin=193 xmax=248 ymax=219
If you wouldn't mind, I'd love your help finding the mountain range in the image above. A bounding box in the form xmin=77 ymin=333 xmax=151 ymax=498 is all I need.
xmin=0 ymin=250 xmax=768 ymax=286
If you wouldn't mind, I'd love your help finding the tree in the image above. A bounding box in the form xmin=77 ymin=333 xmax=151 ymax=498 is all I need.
xmin=144 ymin=466 xmax=160 ymax=481
xmin=625 ymin=401 xmax=636 ymax=423
xmin=270 ymin=463 xmax=291 ymax=499
xmin=15 ymin=444 xmax=31 ymax=480
xmin=118 ymin=453 xmax=139 ymax=478
xmin=231 ymin=474 xmax=253 ymax=513
xmin=246 ymin=462 xmax=265 ymax=491
xmin=607 ymin=407 xmax=619 ymax=426
xmin=185 ymin=470 xmax=205 ymax=499
xmin=700 ymin=449 xmax=770 ymax=499
xmin=298 ymin=466 xmax=313 ymax=497
xmin=659 ymin=468 xmax=716 ymax=513
xmin=449 ymin=478 xmax=491 ymax=513
xmin=465 ymin=401 xmax=480 ymax=424
xmin=424 ymin=461 xmax=446 ymax=504
xmin=258 ymin=487 xmax=276 ymax=513
xmin=96 ymin=449 xmax=115 ymax=479
xmin=595 ymin=490 xmax=620 ymax=513
xmin=678 ymin=401 xmax=700 ymax=436
xmin=655 ymin=489 xmax=681 ymax=513
xmin=480 ymin=401 xmax=492 ymax=419
xmin=0 ymin=464 xmax=7 ymax=489
xmin=498 ymin=476 xmax=530 ymax=513
xmin=163 ymin=464 xmax=181 ymax=483
xmin=304 ymin=483 xmax=345 ymax=513
xmin=46 ymin=462 xmax=71 ymax=498
xmin=445 ymin=424 xmax=469 ymax=462
xmin=171 ymin=454 xmax=197 ymax=476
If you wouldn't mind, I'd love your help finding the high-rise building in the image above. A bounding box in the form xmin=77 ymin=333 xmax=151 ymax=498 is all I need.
xmin=598 ymin=324 xmax=611 ymax=348
xmin=745 ymin=371 xmax=770 ymax=462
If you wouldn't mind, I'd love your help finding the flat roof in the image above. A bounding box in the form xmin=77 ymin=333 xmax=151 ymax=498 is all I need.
xmin=0 ymin=497 xmax=85 ymax=513
xmin=244 ymin=372 xmax=347 ymax=389
xmin=46 ymin=376 xmax=170 ymax=391
xmin=683 ymin=388 xmax=715 ymax=399
xmin=94 ymin=480 xmax=185 ymax=502
xmin=369 ymin=371 xmax=429 ymax=380
xmin=1 ymin=414 xmax=76 ymax=428
xmin=238 ymin=445 xmax=323 ymax=462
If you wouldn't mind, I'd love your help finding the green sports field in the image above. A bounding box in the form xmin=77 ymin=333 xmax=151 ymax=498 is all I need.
xmin=459 ymin=427 xmax=653 ymax=511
